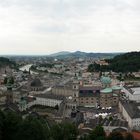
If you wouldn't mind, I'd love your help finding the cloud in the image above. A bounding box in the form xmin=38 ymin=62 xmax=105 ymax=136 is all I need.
xmin=0 ymin=0 xmax=140 ymax=54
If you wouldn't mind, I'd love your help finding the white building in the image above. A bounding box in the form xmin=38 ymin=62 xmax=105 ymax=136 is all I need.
xmin=26 ymin=94 xmax=65 ymax=108
xmin=123 ymin=87 xmax=140 ymax=102
xmin=119 ymin=100 xmax=140 ymax=130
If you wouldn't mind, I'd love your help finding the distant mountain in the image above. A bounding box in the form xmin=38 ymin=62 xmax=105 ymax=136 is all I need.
xmin=49 ymin=51 xmax=122 ymax=59
xmin=49 ymin=51 xmax=71 ymax=57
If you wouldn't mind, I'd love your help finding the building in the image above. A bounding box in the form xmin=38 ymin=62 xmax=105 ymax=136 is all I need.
xmin=78 ymin=86 xmax=100 ymax=107
xmin=30 ymin=78 xmax=44 ymax=91
xmin=119 ymin=100 xmax=140 ymax=130
xmin=34 ymin=94 xmax=65 ymax=107
xmin=100 ymin=87 xmax=120 ymax=108
xmin=78 ymin=76 xmax=121 ymax=108
xmin=52 ymin=85 xmax=73 ymax=97
xmin=123 ymin=86 xmax=140 ymax=102
xmin=99 ymin=76 xmax=121 ymax=108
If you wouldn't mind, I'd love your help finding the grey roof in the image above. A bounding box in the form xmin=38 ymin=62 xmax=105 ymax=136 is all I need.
xmin=79 ymin=86 xmax=101 ymax=90
xmin=120 ymin=100 xmax=140 ymax=119
xmin=34 ymin=94 xmax=65 ymax=100
xmin=124 ymin=86 xmax=134 ymax=95
xmin=79 ymin=88 xmax=100 ymax=97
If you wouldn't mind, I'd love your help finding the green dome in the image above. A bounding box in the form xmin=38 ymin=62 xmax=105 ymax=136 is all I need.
xmin=101 ymin=76 xmax=111 ymax=85
xmin=101 ymin=88 xmax=112 ymax=93
xmin=112 ymin=86 xmax=122 ymax=90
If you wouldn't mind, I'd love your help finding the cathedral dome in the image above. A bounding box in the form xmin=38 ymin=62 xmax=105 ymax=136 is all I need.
xmin=101 ymin=76 xmax=111 ymax=85
xmin=30 ymin=78 xmax=42 ymax=87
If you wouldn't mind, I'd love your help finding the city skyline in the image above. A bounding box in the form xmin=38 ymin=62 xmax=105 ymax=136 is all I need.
xmin=0 ymin=0 xmax=140 ymax=55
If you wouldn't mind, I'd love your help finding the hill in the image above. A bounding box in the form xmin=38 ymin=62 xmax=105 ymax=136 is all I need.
xmin=88 ymin=51 xmax=140 ymax=72
xmin=49 ymin=51 xmax=71 ymax=57
xmin=49 ymin=51 xmax=121 ymax=59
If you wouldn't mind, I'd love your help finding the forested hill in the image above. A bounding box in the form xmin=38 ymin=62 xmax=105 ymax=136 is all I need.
xmin=88 ymin=51 xmax=140 ymax=72
xmin=0 ymin=57 xmax=16 ymax=68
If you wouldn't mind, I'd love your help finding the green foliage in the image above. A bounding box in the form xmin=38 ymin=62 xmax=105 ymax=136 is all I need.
xmin=50 ymin=122 xmax=78 ymax=140
xmin=0 ymin=110 xmax=134 ymax=140
xmin=0 ymin=110 xmax=78 ymax=140
xmin=7 ymin=76 xmax=14 ymax=85
xmin=1 ymin=111 xmax=22 ymax=140
xmin=3 ymin=77 xmax=8 ymax=84
xmin=39 ymin=63 xmax=54 ymax=68
xmin=88 ymin=125 xmax=106 ymax=140
xmin=0 ymin=57 xmax=16 ymax=68
xmin=88 ymin=52 xmax=140 ymax=73
xmin=15 ymin=116 xmax=48 ymax=140
xmin=107 ymin=132 xmax=124 ymax=140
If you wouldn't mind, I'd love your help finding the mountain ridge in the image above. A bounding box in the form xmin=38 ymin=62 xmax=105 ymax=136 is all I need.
xmin=49 ymin=51 xmax=123 ymax=59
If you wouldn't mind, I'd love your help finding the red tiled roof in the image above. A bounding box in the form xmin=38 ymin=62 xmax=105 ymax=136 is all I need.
xmin=132 ymin=132 xmax=140 ymax=140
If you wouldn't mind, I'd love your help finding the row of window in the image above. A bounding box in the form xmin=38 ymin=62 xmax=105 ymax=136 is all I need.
xmin=80 ymin=98 xmax=98 ymax=100
xmin=81 ymin=101 xmax=95 ymax=104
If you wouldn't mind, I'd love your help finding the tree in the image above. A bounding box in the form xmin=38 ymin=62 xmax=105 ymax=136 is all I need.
xmin=109 ymin=116 xmax=113 ymax=122
xmin=16 ymin=116 xmax=48 ymax=140
xmin=2 ymin=111 xmax=22 ymax=140
xmin=125 ymin=132 xmax=134 ymax=140
xmin=89 ymin=125 xmax=106 ymax=140
xmin=0 ymin=110 xmax=79 ymax=140
xmin=0 ymin=111 xmax=5 ymax=140
xmin=98 ymin=115 xmax=103 ymax=124
xmin=54 ymin=104 xmax=59 ymax=110
xmin=50 ymin=122 xmax=78 ymax=140
xmin=107 ymin=132 xmax=124 ymax=140
xmin=7 ymin=76 xmax=14 ymax=85
xmin=3 ymin=77 xmax=7 ymax=84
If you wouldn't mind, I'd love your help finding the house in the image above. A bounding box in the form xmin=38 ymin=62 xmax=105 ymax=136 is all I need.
xmin=78 ymin=86 xmax=100 ymax=107
xmin=123 ymin=86 xmax=140 ymax=102
xmin=119 ymin=100 xmax=140 ymax=130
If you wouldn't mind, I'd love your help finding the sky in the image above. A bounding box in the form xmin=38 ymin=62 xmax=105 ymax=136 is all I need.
xmin=0 ymin=0 xmax=140 ymax=55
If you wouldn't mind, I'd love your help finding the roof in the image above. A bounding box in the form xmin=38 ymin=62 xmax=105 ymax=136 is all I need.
xmin=79 ymin=89 xmax=100 ymax=97
xmin=30 ymin=78 xmax=42 ymax=87
xmin=79 ymin=86 xmax=101 ymax=91
xmin=101 ymin=76 xmax=111 ymax=85
xmin=112 ymin=127 xmax=127 ymax=133
xmin=131 ymin=87 xmax=140 ymax=95
xmin=34 ymin=94 xmax=65 ymax=100
xmin=112 ymin=86 xmax=122 ymax=90
xmin=132 ymin=132 xmax=140 ymax=140
xmin=120 ymin=100 xmax=140 ymax=119
xmin=101 ymin=88 xmax=112 ymax=93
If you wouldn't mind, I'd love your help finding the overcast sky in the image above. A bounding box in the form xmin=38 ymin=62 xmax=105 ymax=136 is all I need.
xmin=0 ymin=0 xmax=140 ymax=55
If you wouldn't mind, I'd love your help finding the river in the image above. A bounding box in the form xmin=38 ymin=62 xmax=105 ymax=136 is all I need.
xmin=19 ymin=64 xmax=38 ymax=74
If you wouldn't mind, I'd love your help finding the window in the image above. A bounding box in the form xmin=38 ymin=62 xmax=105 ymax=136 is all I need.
xmin=86 ymin=98 xmax=88 ymax=100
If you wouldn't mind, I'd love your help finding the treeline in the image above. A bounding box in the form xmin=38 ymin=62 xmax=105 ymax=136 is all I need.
xmin=88 ymin=52 xmax=140 ymax=72
xmin=0 ymin=110 xmax=78 ymax=140
xmin=0 ymin=110 xmax=134 ymax=140
xmin=0 ymin=57 xmax=16 ymax=68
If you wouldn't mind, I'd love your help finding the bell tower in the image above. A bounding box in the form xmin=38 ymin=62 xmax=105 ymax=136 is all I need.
xmin=5 ymin=77 xmax=14 ymax=104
